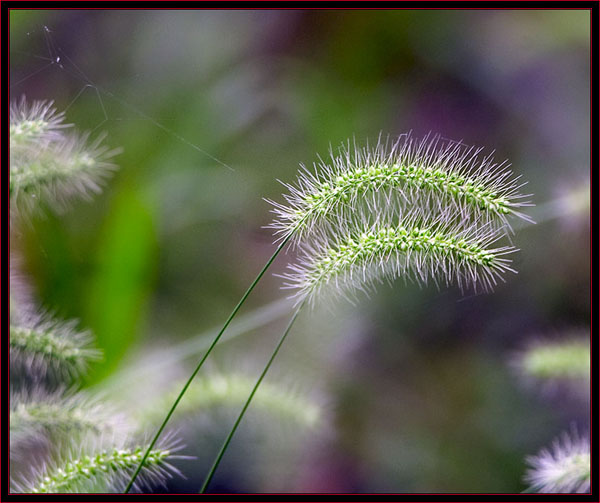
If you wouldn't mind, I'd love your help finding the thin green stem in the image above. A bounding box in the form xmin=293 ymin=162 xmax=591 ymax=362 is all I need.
xmin=124 ymin=234 xmax=292 ymax=493
xmin=200 ymin=300 xmax=306 ymax=493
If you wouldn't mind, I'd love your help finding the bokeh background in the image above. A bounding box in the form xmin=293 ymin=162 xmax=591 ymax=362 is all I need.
xmin=10 ymin=9 xmax=590 ymax=493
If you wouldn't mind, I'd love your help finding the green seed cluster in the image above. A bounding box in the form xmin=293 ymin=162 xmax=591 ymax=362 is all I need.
xmin=522 ymin=341 xmax=590 ymax=379
xmin=142 ymin=374 xmax=320 ymax=428
xmin=295 ymin=163 xmax=510 ymax=225
xmin=31 ymin=447 xmax=170 ymax=493
xmin=11 ymin=401 xmax=104 ymax=435
xmin=10 ymin=151 xmax=97 ymax=196
xmin=9 ymin=99 xmax=117 ymax=212
xmin=307 ymin=226 xmax=496 ymax=287
xmin=9 ymin=325 xmax=97 ymax=370
xmin=10 ymin=120 xmax=51 ymax=145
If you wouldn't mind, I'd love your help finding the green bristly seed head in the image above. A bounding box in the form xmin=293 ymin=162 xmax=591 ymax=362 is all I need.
xmin=10 ymin=323 xmax=100 ymax=377
xmin=268 ymin=134 xmax=533 ymax=243
xmin=10 ymin=98 xmax=119 ymax=214
xmin=30 ymin=447 xmax=171 ymax=493
xmin=11 ymin=402 xmax=103 ymax=434
xmin=10 ymin=119 xmax=53 ymax=145
xmin=9 ymin=99 xmax=68 ymax=148
xmin=10 ymin=393 xmax=125 ymax=444
xmin=293 ymin=163 xmax=512 ymax=228
xmin=10 ymin=325 xmax=91 ymax=363
xmin=270 ymin=134 xmax=530 ymax=304
xmin=10 ymin=150 xmax=101 ymax=196
xmin=305 ymin=225 xmax=499 ymax=292
xmin=521 ymin=341 xmax=590 ymax=379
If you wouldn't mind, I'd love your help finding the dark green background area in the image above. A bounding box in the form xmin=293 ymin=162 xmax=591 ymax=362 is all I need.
xmin=9 ymin=9 xmax=590 ymax=493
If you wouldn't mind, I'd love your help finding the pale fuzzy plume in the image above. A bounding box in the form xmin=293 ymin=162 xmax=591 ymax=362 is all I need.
xmin=267 ymin=133 xmax=533 ymax=244
xmin=525 ymin=430 xmax=590 ymax=493
xmin=10 ymin=97 xmax=121 ymax=214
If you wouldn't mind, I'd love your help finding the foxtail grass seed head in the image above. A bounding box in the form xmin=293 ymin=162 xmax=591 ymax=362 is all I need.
xmin=14 ymin=438 xmax=183 ymax=494
xmin=519 ymin=339 xmax=590 ymax=381
xmin=138 ymin=372 xmax=322 ymax=429
xmin=10 ymin=316 xmax=101 ymax=380
xmin=269 ymin=134 xmax=531 ymax=304
xmin=10 ymin=98 xmax=69 ymax=149
xmin=280 ymin=211 xmax=517 ymax=304
xmin=10 ymin=390 xmax=130 ymax=448
xmin=267 ymin=133 xmax=532 ymax=244
xmin=525 ymin=430 xmax=590 ymax=493
xmin=10 ymin=97 xmax=120 ymax=214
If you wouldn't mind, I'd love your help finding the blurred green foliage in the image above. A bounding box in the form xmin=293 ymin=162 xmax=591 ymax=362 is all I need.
xmin=83 ymin=185 xmax=157 ymax=383
xmin=10 ymin=9 xmax=590 ymax=493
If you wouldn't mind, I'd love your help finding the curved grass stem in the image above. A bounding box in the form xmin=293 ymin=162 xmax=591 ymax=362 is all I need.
xmin=200 ymin=300 xmax=306 ymax=493
xmin=124 ymin=234 xmax=292 ymax=493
